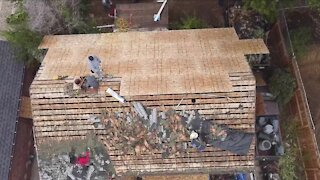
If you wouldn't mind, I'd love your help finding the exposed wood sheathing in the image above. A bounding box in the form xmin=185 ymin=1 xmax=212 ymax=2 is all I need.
xmin=19 ymin=96 xmax=32 ymax=119
xmin=38 ymin=28 xmax=268 ymax=96
xmin=31 ymin=28 xmax=266 ymax=175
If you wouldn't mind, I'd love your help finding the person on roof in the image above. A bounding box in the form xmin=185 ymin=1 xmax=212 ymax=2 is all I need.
xmin=74 ymin=76 xmax=99 ymax=91
xmin=87 ymin=55 xmax=104 ymax=80
xmin=76 ymin=150 xmax=90 ymax=166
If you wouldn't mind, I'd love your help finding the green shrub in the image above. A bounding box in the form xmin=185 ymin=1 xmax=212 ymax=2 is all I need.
xmin=308 ymin=0 xmax=320 ymax=11
xmin=6 ymin=10 xmax=27 ymax=25
xmin=244 ymin=0 xmax=278 ymax=22
xmin=177 ymin=16 xmax=207 ymax=30
xmin=279 ymin=120 xmax=299 ymax=180
xmin=269 ymin=69 xmax=296 ymax=106
xmin=1 ymin=26 xmax=42 ymax=67
xmin=290 ymin=27 xmax=312 ymax=59
xmin=279 ymin=145 xmax=298 ymax=180
xmin=79 ymin=0 xmax=90 ymax=17
xmin=244 ymin=0 xmax=299 ymax=22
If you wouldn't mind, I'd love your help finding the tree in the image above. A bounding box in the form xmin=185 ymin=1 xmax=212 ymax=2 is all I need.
xmin=244 ymin=0 xmax=298 ymax=22
xmin=269 ymin=69 xmax=296 ymax=106
xmin=1 ymin=26 xmax=42 ymax=67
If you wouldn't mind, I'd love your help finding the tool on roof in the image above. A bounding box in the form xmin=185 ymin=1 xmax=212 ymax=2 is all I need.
xmin=106 ymin=88 xmax=126 ymax=103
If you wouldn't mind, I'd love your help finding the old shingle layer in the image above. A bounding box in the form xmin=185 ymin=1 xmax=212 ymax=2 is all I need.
xmin=0 ymin=41 xmax=24 ymax=180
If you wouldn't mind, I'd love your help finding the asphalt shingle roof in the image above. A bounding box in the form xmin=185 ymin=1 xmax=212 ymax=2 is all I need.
xmin=0 ymin=41 xmax=24 ymax=180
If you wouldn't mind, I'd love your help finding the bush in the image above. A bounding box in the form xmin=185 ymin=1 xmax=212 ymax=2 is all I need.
xmin=1 ymin=26 xmax=43 ymax=67
xmin=269 ymin=69 xmax=296 ymax=106
xmin=290 ymin=27 xmax=312 ymax=59
xmin=6 ymin=9 xmax=28 ymax=25
xmin=244 ymin=0 xmax=278 ymax=22
xmin=177 ymin=16 xmax=207 ymax=30
xmin=244 ymin=0 xmax=299 ymax=22
xmin=279 ymin=119 xmax=299 ymax=180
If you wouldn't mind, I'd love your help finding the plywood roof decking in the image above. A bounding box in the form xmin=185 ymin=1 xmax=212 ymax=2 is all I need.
xmin=38 ymin=28 xmax=268 ymax=96
xmin=31 ymin=28 xmax=263 ymax=176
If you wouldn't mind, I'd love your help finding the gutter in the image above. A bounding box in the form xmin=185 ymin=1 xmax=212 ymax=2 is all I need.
xmin=8 ymin=65 xmax=25 ymax=179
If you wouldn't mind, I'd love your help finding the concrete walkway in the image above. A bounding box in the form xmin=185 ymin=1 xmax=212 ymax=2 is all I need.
xmin=0 ymin=0 xmax=16 ymax=40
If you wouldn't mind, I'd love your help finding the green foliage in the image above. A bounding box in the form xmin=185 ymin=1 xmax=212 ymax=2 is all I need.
xmin=290 ymin=27 xmax=312 ymax=59
xmin=72 ymin=20 xmax=100 ymax=34
xmin=244 ymin=0 xmax=298 ymax=22
xmin=269 ymin=69 xmax=296 ymax=106
xmin=253 ymin=27 xmax=265 ymax=38
xmin=1 ymin=26 xmax=42 ymax=67
xmin=279 ymin=120 xmax=299 ymax=180
xmin=279 ymin=145 xmax=298 ymax=180
xmin=244 ymin=0 xmax=278 ymax=22
xmin=308 ymin=0 xmax=320 ymax=11
xmin=6 ymin=9 xmax=27 ymax=25
xmin=60 ymin=5 xmax=99 ymax=34
xmin=177 ymin=16 xmax=207 ymax=30
xmin=79 ymin=0 xmax=90 ymax=17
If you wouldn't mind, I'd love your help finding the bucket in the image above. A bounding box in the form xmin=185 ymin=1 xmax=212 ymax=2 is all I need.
xmin=258 ymin=140 xmax=272 ymax=151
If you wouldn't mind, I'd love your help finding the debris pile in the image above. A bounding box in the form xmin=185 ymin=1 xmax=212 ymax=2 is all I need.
xmin=38 ymin=142 xmax=115 ymax=179
xmin=101 ymin=102 xmax=254 ymax=157
xmin=228 ymin=3 xmax=270 ymax=39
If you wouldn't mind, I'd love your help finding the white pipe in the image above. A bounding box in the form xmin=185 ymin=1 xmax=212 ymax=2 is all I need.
xmin=106 ymin=88 xmax=125 ymax=103
xmin=96 ymin=24 xmax=115 ymax=29
xmin=154 ymin=0 xmax=167 ymax=22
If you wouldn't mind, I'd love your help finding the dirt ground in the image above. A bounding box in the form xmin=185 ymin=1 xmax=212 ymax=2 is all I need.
xmin=298 ymin=44 xmax=320 ymax=138
xmin=168 ymin=0 xmax=226 ymax=28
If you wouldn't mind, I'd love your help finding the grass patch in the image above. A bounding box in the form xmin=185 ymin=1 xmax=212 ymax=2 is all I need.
xmin=290 ymin=27 xmax=313 ymax=59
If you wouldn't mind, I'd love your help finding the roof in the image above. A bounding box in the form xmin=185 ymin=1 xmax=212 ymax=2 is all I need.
xmin=0 ymin=41 xmax=24 ymax=180
xmin=116 ymin=2 xmax=169 ymax=30
xmin=31 ymin=28 xmax=268 ymax=178
xmin=38 ymin=28 xmax=268 ymax=96
xmin=143 ymin=174 xmax=209 ymax=180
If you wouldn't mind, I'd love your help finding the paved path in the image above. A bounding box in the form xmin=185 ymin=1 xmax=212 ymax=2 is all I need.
xmin=0 ymin=0 xmax=15 ymax=40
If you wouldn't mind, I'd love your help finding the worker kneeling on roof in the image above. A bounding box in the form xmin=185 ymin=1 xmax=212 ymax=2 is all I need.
xmin=74 ymin=76 xmax=99 ymax=91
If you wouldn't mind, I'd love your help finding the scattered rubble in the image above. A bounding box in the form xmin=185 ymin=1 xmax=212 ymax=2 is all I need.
xmin=228 ymin=3 xmax=271 ymax=39
xmin=38 ymin=138 xmax=115 ymax=179
xmin=101 ymin=102 xmax=254 ymax=157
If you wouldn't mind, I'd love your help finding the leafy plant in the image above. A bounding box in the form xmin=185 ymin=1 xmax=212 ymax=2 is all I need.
xmin=279 ymin=144 xmax=298 ymax=179
xmin=244 ymin=0 xmax=299 ymax=22
xmin=279 ymin=119 xmax=299 ymax=180
xmin=177 ymin=16 xmax=207 ymax=29
xmin=79 ymin=0 xmax=90 ymax=17
xmin=253 ymin=27 xmax=265 ymax=38
xmin=6 ymin=9 xmax=27 ymax=25
xmin=269 ymin=69 xmax=296 ymax=106
xmin=290 ymin=27 xmax=312 ymax=59
xmin=1 ymin=26 xmax=42 ymax=67
xmin=244 ymin=0 xmax=278 ymax=22
xmin=308 ymin=0 xmax=320 ymax=11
